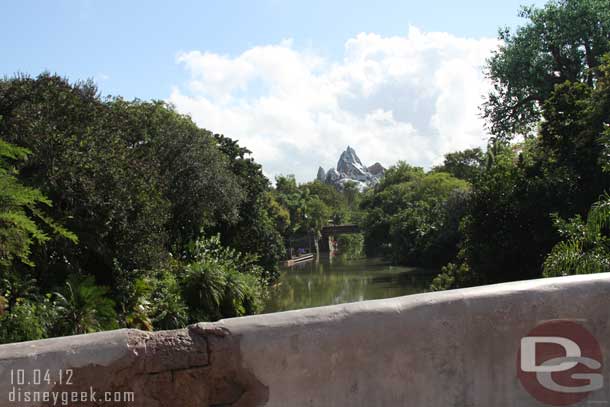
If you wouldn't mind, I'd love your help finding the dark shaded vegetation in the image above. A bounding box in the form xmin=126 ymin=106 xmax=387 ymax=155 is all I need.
xmin=0 ymin=74 xmax=290 ymax=342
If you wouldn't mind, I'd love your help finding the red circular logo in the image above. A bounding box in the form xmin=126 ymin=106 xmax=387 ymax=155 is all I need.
xmin=517 ymin=320 xmax=603 ymax=406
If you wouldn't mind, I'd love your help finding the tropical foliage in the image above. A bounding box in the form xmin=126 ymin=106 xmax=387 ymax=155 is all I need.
xmin=0 ymin=74 xmax=285 ymax=343
xmin=363 ymin=0 xmax=610 ymax=290
xmin=543 ymin=196 xmax=610 ymax=276
xmin=0 ymin=137 xmax=76 ymax=268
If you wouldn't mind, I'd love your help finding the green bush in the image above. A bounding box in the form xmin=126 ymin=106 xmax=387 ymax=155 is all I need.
xmin=0 ymin=296 xmax=59 ymax=344
xmin=180 ymin=234 xmax=268 ymax=322
xmin=148 ymin=268 xmax=189 ymax=330
xmin=429 ymin=262 xmax=476 ymax=291
xmin=54 ymin=275 xmax=118 ymax=335
xmin=336 ymin=234 xmax=364 ymax=259
xmin=543 ymin=196 xmax=610 ymax=276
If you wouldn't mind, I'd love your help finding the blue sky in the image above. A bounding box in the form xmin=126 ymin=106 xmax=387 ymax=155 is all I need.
xmin=2 ymin=0 xmax=548 ymax=180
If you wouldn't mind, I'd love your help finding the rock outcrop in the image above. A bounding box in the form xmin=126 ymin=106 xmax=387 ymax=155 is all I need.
xmin=367 ymin=162 xmax=385 ymax=177
xmin=325 ymin=168 xmax=341 ymax=184
xmin=316 ymin=166 xmax=326 ymax=182
xmin=318 ymin=146 xmax=384 ymax=190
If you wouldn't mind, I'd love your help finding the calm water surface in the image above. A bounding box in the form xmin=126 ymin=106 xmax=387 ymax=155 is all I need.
xmin=264 ymin=255 xmax=436 ymax=313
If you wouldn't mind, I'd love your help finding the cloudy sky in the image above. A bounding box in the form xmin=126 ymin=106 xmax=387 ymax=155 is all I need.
xmin=3 ymin=0 xmax=547 ymax=181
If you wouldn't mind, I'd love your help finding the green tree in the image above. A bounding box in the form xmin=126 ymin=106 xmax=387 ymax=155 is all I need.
xmin=303 ymin=195 xmax=331 ymax=237
xmin=542 ymin=60 xmax=610 ymax=276
xmin=147 ymin=267 xmax=189 ymax=330
xmin=431 ymin=62 xmax=610 ymax=289
xmin=0 ymin=138 xmax=76 ymax=268
xmin=361 ymin=164 xmax=469 ymax=267
xmin=0 ymin=75 xmax=168 ymax=287
xmin=0 ymin=72 xmax=294 ymax=343
xmin=360 ymin=163 xmax=424 ymax=258
xmin=105 ymin=101 xmax=245 ymax=251
xmin=212 ymin=134 xmax=285 ymax=276
xmin=0 ymin=296 xmax=59 ymax=344
xmin=302 ymin=181 xmax=349 ymax=223
xmin=484 ymin=0 xmax=610 ymax=139
xmin=433 ymin=148 xmax=485 ymax=183
xmin=274 ymin=175 xmax=310 ymax=238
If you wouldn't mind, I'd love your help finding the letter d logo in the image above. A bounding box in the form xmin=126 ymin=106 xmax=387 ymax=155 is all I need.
xmin=521 ymin=336 xmax=581 ymax=373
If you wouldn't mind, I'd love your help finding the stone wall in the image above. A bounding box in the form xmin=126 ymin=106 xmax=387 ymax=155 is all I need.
xmin=1 ymin=273 xmax=610 ymax=406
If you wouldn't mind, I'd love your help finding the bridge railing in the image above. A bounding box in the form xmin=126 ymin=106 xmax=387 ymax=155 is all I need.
xmin=1 ymin=273 xmax=610 ymax=406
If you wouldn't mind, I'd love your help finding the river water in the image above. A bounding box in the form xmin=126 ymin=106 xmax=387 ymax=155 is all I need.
xmin=263 ymin=255 xmax=437 ymax=313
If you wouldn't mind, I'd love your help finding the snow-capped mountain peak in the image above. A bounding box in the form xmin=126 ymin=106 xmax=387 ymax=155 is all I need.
xmin=316 ymin=146 xmax=385 ymax=190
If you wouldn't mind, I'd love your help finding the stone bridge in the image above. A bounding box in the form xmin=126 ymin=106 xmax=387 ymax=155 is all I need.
xmin=1 ymin=273 xmax=610 ymax=406
xmin=319 ymin=223 xmax=361 ymax=252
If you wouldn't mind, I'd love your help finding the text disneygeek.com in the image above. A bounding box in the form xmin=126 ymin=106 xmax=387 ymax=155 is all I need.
xmin=6 ymin=369 xmax=135 ymax=406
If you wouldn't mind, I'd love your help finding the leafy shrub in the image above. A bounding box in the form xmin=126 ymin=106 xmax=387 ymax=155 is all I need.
xmin=148 ymin=268 xmax=189 ymax=330
xmin=429 ymin=262 xmax=475 ymax=291
xmin=0 ymin=296 xmax=59 ymax=344
xmin=336 ymin=234 xmax=364 ymax=259
xmin=543 ymin=196 xmax=610 ymax=276
xmin=180 ymin=234 xmax=267 ymax=322
xmin=54 ymin=275 xmax=118 ymax=335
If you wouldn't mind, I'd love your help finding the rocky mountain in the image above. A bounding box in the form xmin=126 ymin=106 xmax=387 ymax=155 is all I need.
xmin=316 ymin=146 xmax=385 ymax=190
xmin=316 ymin=166 xmax=326 ymax=182
xmin=367 ymin=162 xmax=385 ymax=177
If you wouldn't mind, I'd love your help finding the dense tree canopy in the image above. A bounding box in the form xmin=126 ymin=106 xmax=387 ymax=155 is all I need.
xmin=271 ymin=175 xmax=362 ymax=257
xmin=361 ymin=163 xmax=469 ymax=268
xmin=0 ymin=74 xmax=287 ymax=343
xmin=484 ymin=0 xmax=610 ymax=139
xmin=211 ymin=134 xmax=285 ymax=278
xmin=432 ymin=148 xmax=485 ymax=183
xmin=543 ymin=195 xmax=610 ymax=276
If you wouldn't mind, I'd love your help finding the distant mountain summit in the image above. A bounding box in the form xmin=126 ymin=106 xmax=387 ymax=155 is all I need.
xmin=316 ymin=146 xmax=385 ymax=190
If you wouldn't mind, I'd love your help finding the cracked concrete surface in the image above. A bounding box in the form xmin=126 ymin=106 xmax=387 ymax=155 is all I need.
xmin=1 ymin=273 xmax=610 ymax=406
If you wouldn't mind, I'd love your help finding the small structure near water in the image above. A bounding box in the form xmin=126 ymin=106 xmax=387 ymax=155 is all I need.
xmin=280 ymin=253 xmax=315 ymax=267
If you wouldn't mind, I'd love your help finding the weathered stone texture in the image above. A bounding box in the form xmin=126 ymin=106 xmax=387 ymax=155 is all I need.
xmin=1 ymin=273 xmax=610 ymax=406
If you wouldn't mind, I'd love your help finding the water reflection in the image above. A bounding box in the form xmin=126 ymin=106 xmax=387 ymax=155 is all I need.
xmin=264 ymin=255 xmax=436 ymax=313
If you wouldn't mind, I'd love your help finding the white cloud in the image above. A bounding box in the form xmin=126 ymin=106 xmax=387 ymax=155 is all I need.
xmin=169 ymin=27 xmax=499 ymax=182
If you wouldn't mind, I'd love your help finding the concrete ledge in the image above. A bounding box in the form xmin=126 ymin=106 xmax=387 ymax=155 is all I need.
xmin=1 ymin=273 xmax=610 ymax=406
